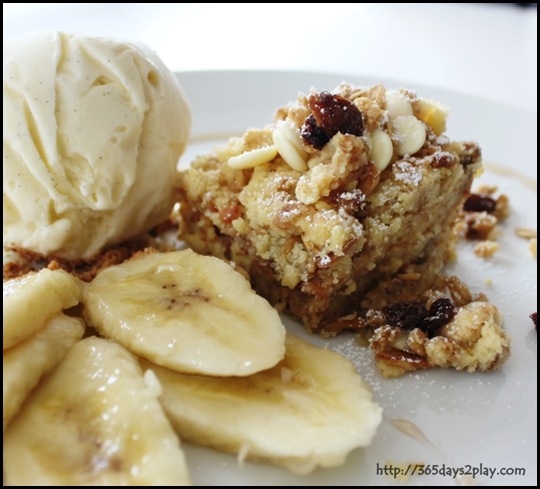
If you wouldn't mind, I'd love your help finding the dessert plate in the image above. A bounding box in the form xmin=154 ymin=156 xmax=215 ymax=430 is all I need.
xmin=175 ymin=70 xmax=537 ymax=486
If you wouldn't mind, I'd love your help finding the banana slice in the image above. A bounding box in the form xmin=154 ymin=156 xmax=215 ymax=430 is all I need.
xmin=3 ymin=337 xmax=191 ymax=486
xmin=85 ymin=249 xmax=286 ymax=376
xmin=3 ymin=267 xmax=82 ymax=350
xmin=144 ymin=334 xmax=382 ymax=475
xmin=3 ymin=313 xmax=84 ymax=431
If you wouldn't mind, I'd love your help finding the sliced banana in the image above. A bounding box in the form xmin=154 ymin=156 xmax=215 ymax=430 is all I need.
xmin=3 ymin=267 xmax=82 ymax=350
xmin=3 ymin=313 xmax=84 ymax=431
xmin=145 ymin=334 xmax=382 ymax=475
xmin=85 ymin=249 xmax=286 ymax=376
xmin=3 ymin=337 xmax=191 ymax=486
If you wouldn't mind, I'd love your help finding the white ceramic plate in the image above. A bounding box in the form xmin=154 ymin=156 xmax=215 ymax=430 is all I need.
xmin=175 ymin=70 xmax=537 ymax=486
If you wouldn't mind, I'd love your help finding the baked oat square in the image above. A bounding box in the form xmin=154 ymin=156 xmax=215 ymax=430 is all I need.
xmin=175 ymin=83 xmax=482 ymax=333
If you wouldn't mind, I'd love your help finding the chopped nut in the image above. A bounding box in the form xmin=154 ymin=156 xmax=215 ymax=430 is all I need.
xmin=494 ymin=194 xmax=510 ymax=220
xmin=463 ymin=212 xmax=498 ymax=240
xmin=515 ymin=227 xmax=537 ymax=239
xmin=442 ymin=276 xmax=473 ymax=307
xmin=474 ymin=240 xmax=499 ymax=258
xmin=370 ymin=324 xmax=402 ymax=352
xmin=407 ymin=328 xmax=428 ymax=357
xmin=375 ymin=349 xmax=430 ymax=378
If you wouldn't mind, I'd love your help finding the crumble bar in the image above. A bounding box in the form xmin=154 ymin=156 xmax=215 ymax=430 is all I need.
xmin=363 ymin=275 xmax=510 ymax=377
xmin=175 ymin=83 xmax=482 ymax=333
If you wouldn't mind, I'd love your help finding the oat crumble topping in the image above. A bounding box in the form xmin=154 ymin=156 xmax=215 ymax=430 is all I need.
xmin=176 ymin=83 xmax=483 ymax=333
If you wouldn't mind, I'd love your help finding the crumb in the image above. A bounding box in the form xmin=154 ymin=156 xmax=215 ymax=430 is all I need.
xmin=515 ymin=227 xmax=537 ymax=239
xmin=483 ymin=278 xmax=493 ymax=286
xmin=371 ymin=300 xmax=510 ymax=377
xmin=454 ymin=187 xmax=509 ymax=243
xmin=474 ymin=240 xmax=499 ymax=258
xmin=529 ymin=238 xmax=537 ymax=259
xmin=515 ymin=228 xmax=537 ymax=259
xmin=3 ymin=234 xmax=162 ymax=282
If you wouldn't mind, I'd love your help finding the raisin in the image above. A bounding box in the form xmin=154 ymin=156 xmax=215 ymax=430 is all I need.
xmin=464 ymin=194 xmax=497 ymax=213
xmin=382 ymin=301 xmax=427 ymax=330
xmin=301 ymin=91 xmax=364 ymax=149
xmin=422 ymin=298 xmax=456 ymax=338
xmin=531 ymin=312 xmax=537 ymax=330
xmin=300 ymin=114 xmax=329 ymax=150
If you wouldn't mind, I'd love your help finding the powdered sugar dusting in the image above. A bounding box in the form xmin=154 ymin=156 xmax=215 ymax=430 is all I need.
xmin=394 ymin=161 xmax=423 ymax=186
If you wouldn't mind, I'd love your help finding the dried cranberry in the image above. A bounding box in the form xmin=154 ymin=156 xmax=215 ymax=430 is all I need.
xmin=301 ymin=91 xmax=364 ymax=149
xmin=464 ymin=194 xmax=497 ymax=213
xmin=300 ymin=114 xmax=329 ymax=150
xmin=382 ymin=301 xmax=427 ymax=330
xmin=531 ymin=312 xmax=537 ymax=330
xmin=422 ymin=298 xmax=456 ymax=338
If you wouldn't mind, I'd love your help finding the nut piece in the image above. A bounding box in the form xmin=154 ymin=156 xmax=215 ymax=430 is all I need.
xmin=515 ymin=228 xmax=537 ymax=239
xmin=392 ymin=115 xmax=427 ymax=156
xmin=369 ymin=129 xmax=394 ymax=172
xmin=384 ymin=90 xmax=413 ymax=119
xmin=473 ymin=240 xmax=500 ymax=258
xmin=272 ymin=128 xmax=307 ymax=172
xmin=276 ymin=120 xmax=307 ymax=157
xmin=228 ymin=146 xmax=278 ymax=170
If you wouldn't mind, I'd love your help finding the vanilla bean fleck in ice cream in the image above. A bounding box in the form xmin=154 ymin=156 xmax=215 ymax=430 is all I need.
xmin=3 ymin=31 xmax=191 ymax=259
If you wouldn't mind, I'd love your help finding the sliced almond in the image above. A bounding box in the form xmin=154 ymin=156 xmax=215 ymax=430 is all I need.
xmin=228 ymin=146 xmax=278 ymax=170
xmin=392 ymin=115 xmax=426 ymax=156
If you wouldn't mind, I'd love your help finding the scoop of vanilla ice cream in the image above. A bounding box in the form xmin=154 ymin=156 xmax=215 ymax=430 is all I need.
xmin=3 ymin=31 xmax=191 ymax=259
